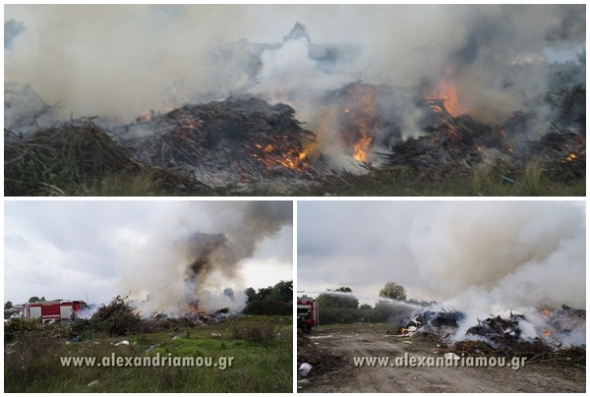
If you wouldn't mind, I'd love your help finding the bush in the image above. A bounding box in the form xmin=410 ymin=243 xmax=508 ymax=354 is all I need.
xmin=318 ymin=304 xmax=414 ymax=325
xmin=4 ymin=318 xmax=43 ymax=342
xmin=243 ymin=300 xmax=292 ymax=316
xmin=318 ymin=307 xmax=362 ymax=324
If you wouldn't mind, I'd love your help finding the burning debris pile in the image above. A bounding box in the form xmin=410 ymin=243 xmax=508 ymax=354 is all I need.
xmin=382 ymin=109 xmax=586 ymax=180
xmin=152 ymin=307 xmax=230 ymax=327
xmin=4 ymin=8 xmax=586 ymax=193
xmin=399 ymin=305 xmax=586 ymax=358
xmin=121 ymin=96 xmax=323 ymax=187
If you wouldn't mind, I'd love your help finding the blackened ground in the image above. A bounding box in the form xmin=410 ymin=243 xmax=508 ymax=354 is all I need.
xmin=297 ymin=324 xmax=585 ymax=393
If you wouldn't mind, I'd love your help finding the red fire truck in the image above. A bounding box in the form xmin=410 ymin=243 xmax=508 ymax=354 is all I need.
xmin=20 ymin=300 xmax=88 ymax=324
xmin=297 ymin=297 xmax=319 ymax=333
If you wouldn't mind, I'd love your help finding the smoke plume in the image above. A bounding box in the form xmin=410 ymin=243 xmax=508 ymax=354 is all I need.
xmin=5 ymin=5 xmax=584 ymax=119
xmin=408 ymin=202 xmax=584 ymax=310
xmin=407 ymin=201 xmax=585 ymax=343
xmin=118 ymin=201 xmax=292 ymax=316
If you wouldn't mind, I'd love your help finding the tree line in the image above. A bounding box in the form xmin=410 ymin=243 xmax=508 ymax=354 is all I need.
xmin=242 ymin=280 xmax=292 ymax=316
xmin=306 ymin=282 xmax=432 ymax=325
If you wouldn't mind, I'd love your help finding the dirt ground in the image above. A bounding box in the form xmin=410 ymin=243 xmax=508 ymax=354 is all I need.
xmin=297 ymin=324 xmax=586 ymax=393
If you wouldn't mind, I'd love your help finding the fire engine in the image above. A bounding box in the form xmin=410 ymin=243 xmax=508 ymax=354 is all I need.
xmin=297 ymin=297 xmax=319 ymax=333
xmin=20 ymin=300 xmax=88 ymax=324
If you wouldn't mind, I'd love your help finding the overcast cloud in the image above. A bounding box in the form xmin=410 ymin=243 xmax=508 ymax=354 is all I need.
xmin=298 ymin=201 xmax=585 ymax=312
xmin=4 ymin=201 xmax=293 ymax=307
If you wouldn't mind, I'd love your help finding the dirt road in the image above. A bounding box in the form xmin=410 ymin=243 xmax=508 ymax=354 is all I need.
xmin=297 ymin=324 xmax=585 ymax=393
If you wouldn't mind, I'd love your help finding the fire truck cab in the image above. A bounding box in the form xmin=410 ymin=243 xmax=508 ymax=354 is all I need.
xmin=297 ymin=297 xmax=319 ymax=333
xmin=21 ymin=300 xmax=88 ymax=324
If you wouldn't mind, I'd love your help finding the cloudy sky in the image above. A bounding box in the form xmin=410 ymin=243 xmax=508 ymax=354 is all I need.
xmin=4 ymin=201 xmax=293 ymax=307
xmin=298 ymin=201 xmax=585 ymax=312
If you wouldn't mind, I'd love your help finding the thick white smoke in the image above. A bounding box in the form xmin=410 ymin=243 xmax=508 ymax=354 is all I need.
xmin=407 ymin=201 xmax=585 ymax=343
xmin=5 ymin=5 xmax=585 ymax=124
xmin=117 ymin=201 xmax=292 ymax=316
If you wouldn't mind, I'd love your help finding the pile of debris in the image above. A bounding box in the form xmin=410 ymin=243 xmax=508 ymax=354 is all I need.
xmin=382 ymin=112 xmax=586 ymax=180
xmin=398 ymin=307 xmax=586 ymax=358
xmin=5 ymin=80 xmax=585 ymax=194
xmin=153 ymin=308 xmax=229 ymax=327
xmin=118 ymin=96 xmax=326 ymax=188
xmin=4 ymin=120 xmax=205 ymax=196
xmin=464 ymin=313 xmax=527 ymax=355
xmin=297 ymin=334 xmax=347 ymax=388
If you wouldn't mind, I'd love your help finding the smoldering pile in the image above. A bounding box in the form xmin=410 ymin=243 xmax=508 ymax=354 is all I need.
xmin=6 ymin=77 xmax=585 ymax=194
xmin=5 ymin=9 xmax=586 ymax=192
xmin=116 ymin=96 xmax=327 ymax=188
xmin=400 ymin=305 xmax=586 ymax=358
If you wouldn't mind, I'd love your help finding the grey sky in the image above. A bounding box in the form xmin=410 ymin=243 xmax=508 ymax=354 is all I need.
xmin=4 ymin=201 xmax=293 ymax=306
xmin=298 ymin=201 xmax=585 ymax=310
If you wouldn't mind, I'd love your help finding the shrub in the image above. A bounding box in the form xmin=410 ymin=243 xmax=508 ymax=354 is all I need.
xmin=243 ymin=300 xmax=292 ymax=316
xmin=4 ymin=318 xmax=43 ymax=342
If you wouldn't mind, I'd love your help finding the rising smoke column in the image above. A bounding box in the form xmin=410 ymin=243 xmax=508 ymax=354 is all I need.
xmin=407 ymin=201 xmax=585 ymax=341
xmin=118 ymin=201 xmax=292 ymax=316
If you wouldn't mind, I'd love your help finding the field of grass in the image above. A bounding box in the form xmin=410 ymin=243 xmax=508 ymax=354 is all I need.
xmin=294 ymin=162 xmax=585 ymax=197
xmin=4 ymin=315 xmax=293 ymax=393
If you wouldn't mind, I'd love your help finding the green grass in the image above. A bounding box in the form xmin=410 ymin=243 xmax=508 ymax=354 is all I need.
xmin=4 ymin=315 xmax=292 ymax=393
xmin=294 ymin=161 xmax=585 ymax=197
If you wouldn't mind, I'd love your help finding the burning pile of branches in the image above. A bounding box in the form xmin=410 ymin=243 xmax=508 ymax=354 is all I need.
xmin=123 ymin=96 xmax=324 ymax=187
xmin=400 ymin=306 xmax=586 ymax=358
xmin=382 ymin=111 xmax=586 ymax=180
xmin=4 ymin=76 xmax=585 ymax=194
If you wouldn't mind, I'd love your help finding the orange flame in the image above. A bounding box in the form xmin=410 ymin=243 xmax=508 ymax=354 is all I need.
xmin=425 ymin=73 xmax=470 ymax=117
xmin=341 ymin=84 xmax=378 ymax=162
xmin=353 ymin=134 xmax=372 ymax=162
xmin=248 ymin=140 xmax=310 ymax=171
xmin=542 ymin=330 xmax=551 ymax=338
xmin=565 ymin=153 xmax=578 ymax=162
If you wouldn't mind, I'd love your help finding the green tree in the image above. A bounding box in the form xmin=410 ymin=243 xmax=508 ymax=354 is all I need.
xmin=256 ymin=287 xmax=273 ymax=301
xmin=268 ymin=280 xmax=293 ymax=302
xmin=379 ymin=282 xmax=407 ymax=301
xmin=4 ymin=301 xmax=13 ymax=310
xmin=244 ymin=287 xmax=257 ymax=303
xmin=28 ymin=296 xmax=46 ymax=303
xmin=359 ymin=303 xmax=372 ymax=310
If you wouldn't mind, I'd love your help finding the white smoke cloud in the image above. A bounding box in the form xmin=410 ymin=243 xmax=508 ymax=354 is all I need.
xmin=5 ymin=5 xmax=584 ymax=121
xmin=408 ymin=201 xmax=585 ymax=319
xmin=118 ymin=201 xmax=292 ymax=316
